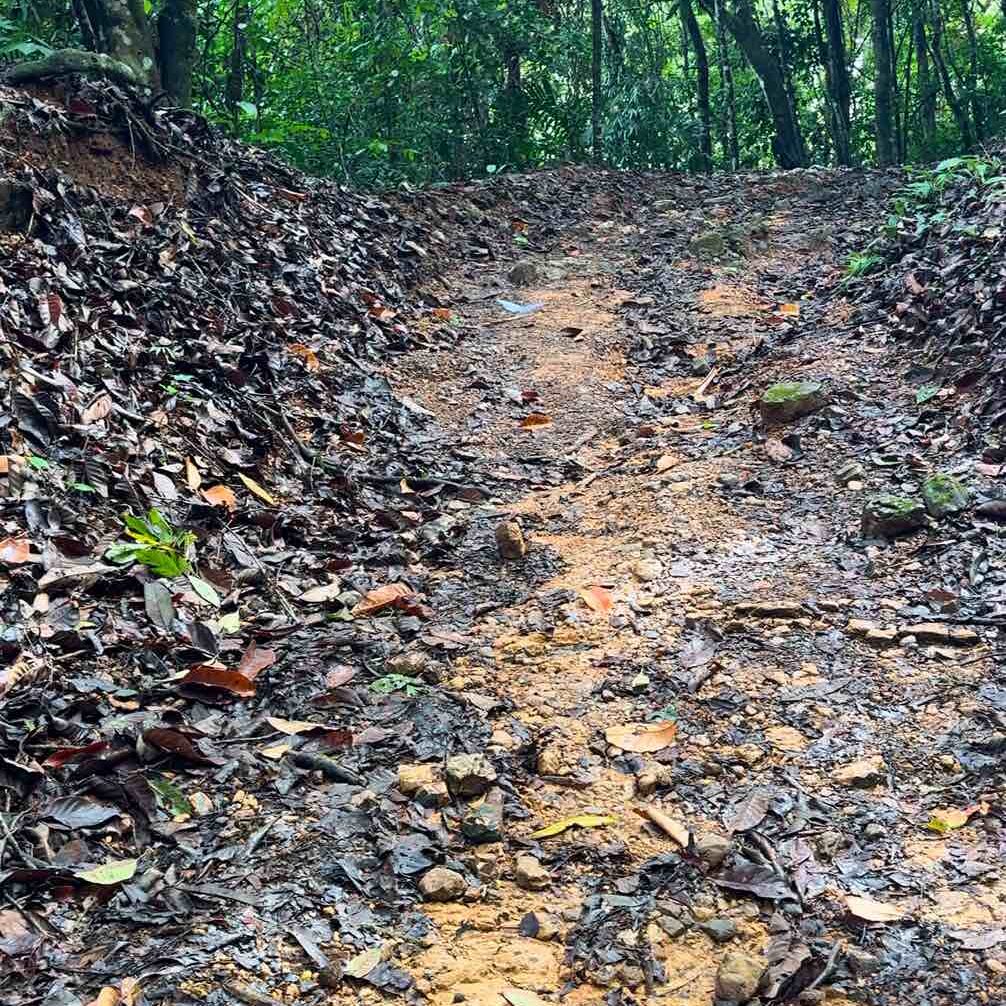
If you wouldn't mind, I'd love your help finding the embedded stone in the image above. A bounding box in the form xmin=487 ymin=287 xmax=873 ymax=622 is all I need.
xmin=446 ymin=753 xmax=497 ymax=797
xmin=861 ymin=495 xmax=926 ymax=538
xmin=418 ymin=866 xmax=466 ymax=902
xmin=922 ymin=474 xmax=970 ymax=519
xmin=758 ymin=381 xmax=827 ymax=425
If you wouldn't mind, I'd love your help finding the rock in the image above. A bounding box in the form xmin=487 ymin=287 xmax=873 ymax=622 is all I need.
xmin=398 ymin=763 xmax=438 ymax=796
xmin=689 ymin=229 xmax=729 ymax=258
xmin=536 ymin=745 xmax=564 ymax=775
xmin=735 ymin=600 xmax=804 ymax=619
xmin=416 ymin=780 xmax=449 ymax=808
xmin=864 ymin=822 xmax=886 ymax=840
xmin=508 ymin=260 xmax=540 ymax=286
xmin=691 ymin=905 xmax=715 ymax=923
xmin=865 ymin=627 xmax=898 ymax=648
xmin=832 ymin=755 xmax=885 ymax=788
xmin=446 ymin=753 xmax=497 ymax=797
xmin=488 ymin=729 xmax=516 ymax=750
xmin=922 ymin=473 xmax=970 ymax=518
xmin=694 ymin=831 xmax=731 ymax=869
xmin=898 ymin=622 xmax=978 ymax=646
xmin=190 ymin=791 xmax=213 ymax=816
xmin=460 ymin=789 xmax=504 ymax=844
xmin=419 ymin=867 xmax=466 ymax=902
xmin=655 ymin=915 xmax=688 ymax=939
xmin=835 ymin=460 xmax=866 ymax=485
xmin=845 ymin=946 xmax=884 ymax=975
xmin=861 ymin=495 xmax=926 ymax=538
xmin=532 ymin=913 xmax=563 ymax=941
xmin=636 ymin=764 xmax=672 ymax=796
xmin=514 ymin=854 xmax=550 ymax=891
xmin=758 ymin=381 xmax=827 ymax=425
xmin=629 ymin=672 xmax=651 ymax=694
xmin=846 ymin=618 xmax=875 ymax=637
xmin=698 ymin=918 xmax=738 ymax=943
xmin=632 ymin=557 xmax=662 ymax=582
xmin=716 ymin=951 xmax=764 ymax=1003
xmin=975 ymin=499 xmax=1006 ymax=522
xmin=386 ymin=651 xmax=429 ymax=677
xmin=495 ymin=520 xmax=527 ymax=560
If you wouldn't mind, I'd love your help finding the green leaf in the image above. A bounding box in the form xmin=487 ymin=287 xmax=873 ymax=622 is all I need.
xmin=135 ymin=548 xmax=189 ymax=578
xmin=105 ymin=543 xmax=142 ymax=564
xmin=237 ymin=101 xmax=258 ymax=118
xmin=149 ymin=776 xmax=193 ymax=816
xmin=188 ymin=575 xmax=221 ymax=607
xmin=71 ymin=482 xmax=96 ymax=493
xmin=74 ymin=858 xmax=137 ymax=885
xmin=217 ymin=611 xmax=241 ymax=634
xmin=916 ymin=385 xmax=940 ymax=405
xmin=28 ymin=455 xmax=49 ymax=470
xmin=146 ymin=509 xmax=175 ymax=543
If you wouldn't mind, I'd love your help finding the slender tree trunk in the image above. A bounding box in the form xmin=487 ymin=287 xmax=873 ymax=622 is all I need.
xmin=591 ymin=0 xmax=603 ymax=163
xmin=705 ymin=0 xmax=807 ymax=169
xmin=157 ymin=0 xmax=197 ymax=106
xmin=872 ymin=0 xmax=896 ymax=165
xmin=820 ymin=0 xmax=852 ymax=165
xmin=915 ymin=11 xmax=936 ymax=150
xmin=713 ymin=0 xmax=739 ymax=169
xmin=681 ymin=0 xmax=712 ymax=172
xmin=928 ymin=0 xmax=975 ymax=148
xmin=960 ymin=0 xmax=984 ymax=141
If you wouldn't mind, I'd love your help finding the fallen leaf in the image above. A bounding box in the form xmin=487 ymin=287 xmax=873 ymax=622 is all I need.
xmin=502 ymin=991 xmax=548 ymax=1006
xmin=655 ymin=453 xmax=678 ymax=472
xmin=236 ymin=642 xmax=277 ymax=680
xmin=0 ymin=538 xmax=31 ymax=564
xmin=352 ymin=583 xmax=413 ymax=617
xmin=266 ymin=716 xmax=328 ymax=736
xmin=845 ymin=894 xmax=907 ymax=923
xmin=185 ymin=458 xmax=201 ymax=490
xmin=344 ymin=946 xmax=382 ymax=978
xmin=143 ymin=727 xmax=215 ymax=765
xmin=74 ymin=858 xmax=137 ymax=886
xmin=726 ymin=788 xmax=772 ymax=833
xmin=299 ymin=582 xmax=344 ymax=604
xmin=81 ymin=394 xmax=113 ymax=424
xmin=925 ymin=802 xmax=988 ymax=834
xmin=531 ymin=814 xmax=617 ymax=839
xmin=180 ymin=665 xmax=256 ymax=698
xmin=519 ymin=412 xmax=553 ymax=430
xmin=287 ymin=343 xmax=320 ymax=371
xmin=778 ymin=302 xmax=800 ymax=317
xmin=238 ymin=473 xmax=277 ymax=505
xmin=203 ymin=484 xmax=237 ymax=511
xmin=605 ymin=720 xmax=678 ymax=753
xmin=85 ymin=989 xmax=120 ymax=1006
xmin=431 ymin=307 xmax=453 ymax=321
xmin=578 ymin=586 xmax=613 ymax=615
xmin=42 ymin=740 xmax=110 ymax=768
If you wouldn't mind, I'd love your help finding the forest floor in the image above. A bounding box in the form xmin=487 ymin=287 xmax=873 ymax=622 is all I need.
xmin=3 ymin=84 xmax=1005 ymax=1006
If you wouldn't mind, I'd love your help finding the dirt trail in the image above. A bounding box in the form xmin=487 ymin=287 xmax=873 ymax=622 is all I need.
xmin=386 ymin=171 xmax=1004 ymax=1005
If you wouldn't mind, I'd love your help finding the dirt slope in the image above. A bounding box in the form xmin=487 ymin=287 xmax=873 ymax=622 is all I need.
xmin=1 ymin=82 xmax=1004 ymax=1006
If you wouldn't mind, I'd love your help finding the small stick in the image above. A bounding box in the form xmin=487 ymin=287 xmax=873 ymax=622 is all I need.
xmin=637 ymin=806 xmax=691 ymax=848
xmin=804 ymin=941 xmax=841 ymax=993
xmin=288 ymin=751 xmax=363 ymax=786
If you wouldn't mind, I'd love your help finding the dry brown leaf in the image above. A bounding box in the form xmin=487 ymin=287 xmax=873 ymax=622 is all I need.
xmin=0 ymin=455 xmax=8 ymax=474
xmin=578 ymin=586 xmax=613 ymax=615
xmin=202 ymin=484 xmax=237 ymax=511
xmin=299 ymin=583 xmax=343 ymax=604
xmin=778 ymin=302 xmax=800 ymax=317
xmin=180 ymin=665 xmax=256 ymax=698
xmin=287 ymin=343 xmax=320 ymax=371
xmin=266 ymin=716 xmax=328 ymax=735
xmin=519 ymin=412 xmax=553 ymax=430
xmin=236 ymin=642 xmax=277 ymax=680
xmin=85 ymin=989 xmax=120 ymax=1006
xmin=352 ymin=583 xmax=413 ymax=617
xmin=185 ymin=458 xmax=201 ymax=491
xmin=81 ymin=394 xmax=113 ymax=425
xmin=845 ymin=894 xmax=906 ymax=923
xmin=605 ymin=720 xmax=678 ymax=753
xmin=0 ymin=538 xmax=31 ymax=564
xmin=238 ymin=473 xmax=278 ymax=505
xmin=431 ymin=307 xmax=453 ymax=321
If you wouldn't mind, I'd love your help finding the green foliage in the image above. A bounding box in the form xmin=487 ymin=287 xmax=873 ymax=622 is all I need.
xmin=846 ymin=251 xmax=884 ymax=278
xmin=369 ymin=673 xmax=423 ymax=696
xmin=105 ymin=509 xmax=195 ymax=577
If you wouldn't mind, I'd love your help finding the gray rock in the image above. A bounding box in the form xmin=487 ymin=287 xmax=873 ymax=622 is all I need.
xmin=507 ymin=260 xmax=540 ymax=286
xmin=460 ymin=789 xmax=504 ymax=843
xmin=699 ymin=918 xmax=738 ymax=943
xmin=845 ymin=946 xmax=884 ymax=975
xmin=656 ymin=915 xmax=688 ymax=939
xmin=514 ymin=854 xmax=550 ymax=891
xmin=861 ymin=495 xmax=927 ymax=538
xmin=922 ymin=474 xmax=970 ymax=518
xmin=715 ymin=951 xmax=764 ymax=1003
xmin=758 ymin=381 xmax=827 ymax=425
xmin=694 ymin=831 xmax=731 ymax=869
xmin=446 ymin=753 xmax=497 ymax=797
xmin=418 ymin=866 xmax=466 ymax=902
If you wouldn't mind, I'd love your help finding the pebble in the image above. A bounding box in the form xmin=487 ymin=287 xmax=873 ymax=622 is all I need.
xmin=418 ymin=867 xmax=467 ymax=902
xmin=698 ymin=918 xmax=738 ymax=943
xmin=633 ymin=557 xmax=663 ymax=582
xmin=495 ymin=520 xmax=527 ymax=559
xmin=694 ymin=831 xmax=731 ymax=868
xmin=832 ymin=755 xmax=885 ymax=788
xmin=514 ymin=854 xmax=550 ymax=891
xmin=715 ymin=951 xmax=764 ymax=1002
xmin=445 ymin=753 xmax=497 ymax=797
xmin=398 ymin=763 xmax=438 ymax=796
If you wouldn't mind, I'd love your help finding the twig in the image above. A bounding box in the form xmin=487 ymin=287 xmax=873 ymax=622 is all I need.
xmin=637 ymin=806 xmax=691 ymax=848
xmin=804 ymin=941 xmax=841 ymax=993
xmin=288 ymin=751 xmax=363 ymax=786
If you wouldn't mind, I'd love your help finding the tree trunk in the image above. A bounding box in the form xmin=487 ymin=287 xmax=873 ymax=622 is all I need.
xmin=157 ymin=0 xmax=197 ymax=106
xmin=591 ymin=0 xmax=603 ymax=163
xmin=705 ymin=0 xmax=807 ymax=169
xmin=915 ymin=11 xmax=936 ymax=150
xmin=960 ymin=0 xmax=984 ymax=141
xmin=713 ymin=0 xmax=739 ymax=169
xmin=680 ymin=0 xmax=712 ymax=172
xmin=872 ymin=0 xmax=895 ymax=166
xmin=820 ymin=0 xmax=851 ymax=165
xmin=928 ymin=0 xmax=975 ymax=149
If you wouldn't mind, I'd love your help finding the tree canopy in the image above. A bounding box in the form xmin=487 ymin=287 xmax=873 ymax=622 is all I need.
xmin=3 ymin=0 xmax=1005 ymax=184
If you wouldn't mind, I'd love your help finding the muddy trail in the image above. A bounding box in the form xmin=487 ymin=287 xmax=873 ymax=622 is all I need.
xmin=2 ymin=90 xmax=1005 ymax=1006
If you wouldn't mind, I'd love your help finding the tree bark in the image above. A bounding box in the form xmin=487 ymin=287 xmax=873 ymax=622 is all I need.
xmin=157 ymin=0 xmax=197 ymax=106
xmin=713 ymin=0 xmax=739 ymax=169
xmin=591 ymin=0 xmax=603 ymax=163
xmin=680 ymin=0 xmax=712 ymax=172
xmin=928 ymin=0 xmax=975 ymax=149
xmin=914 ymin=10 xmax=936 ymax=150
xmin=820 ymin=0 xmax=851 ymax=165
xmin=872 ymin=0 xmax=896 ymax=165
xmin=703 ymin=0 xmax=807 ymax=169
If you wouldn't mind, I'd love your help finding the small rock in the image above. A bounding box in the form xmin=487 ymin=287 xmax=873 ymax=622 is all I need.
xmin=633 ymin=557 xmax=662 ymax=582
xmin=832 ymin=755 xmax=885 ymax=788
xmin=460 ymin=789 xmax=504 ymax=844
xmin=835 ymin=460 xmax=865 ymax=485
xmin=495 ymin=520 xmax=527 ymax=560
xmin=514 ymin=854 xmax=550 ymax=891
xmin=190 ymin=791 xmax=213 ymax=816
xmin=758 ymin=381 xmax=827 ymax=425
xmin=698 ymin=918 xmax=738 ymax=944
xmin=630 ymin=672 xmax=651 ymax=694
xmin=865 ymin=627 xmax=898 ymax=648
xmin=508 ymin=260 xmax=540 ymax=286
xmin=655 ymin=915 xmax=688 ymax=939
xmin=533 ymin=913 xmax=563 ymax=941
xmin=735 ymin=601 xmax=804 ymax=619
xmin=416 ymin=780 xmax=450 ymax=808
xmin=387 ymin=651 xmax=429 ymax=677
xmin=419 ymin=867 xmax=466 ymax=902
xmin=846 ymin=618 xmax=875 ymax=636
xmin=398 ymin=763 xmax=438 ymax=797
xmin=691 ymin=905 xmax=715 ymax=923
xmin=636 ymin=764 xmax=672 ymax=796
xmin=488 ymin=729 xmax=516 ymax=750
xmin=716 ymin=951 xmax=764 ymax=1003
xmin=446 ymin=753 xmax=497 ymax=797
xmin=864 ymin=822 xmax=886 ymax=840
xmin=689 ymin=229 xmax=729 ymax=258
xmin=694 ymin=831 xmax=731 ymax=868
xmin=862 ymin=495 xmax=926 ymax=538
xmin=922 ymin=473 xmax=970 ymax=518
xmin=845 ymin=946 xmax=884 ymax=975
xmin=536 ymin=745 xmax=564 ymax=776
xmin=898 ymin=622 xmax=978 ymax=646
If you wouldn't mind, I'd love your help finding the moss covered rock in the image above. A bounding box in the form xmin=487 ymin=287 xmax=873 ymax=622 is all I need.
xmin=862 ymin=495 xmax=927 ymax=538
xmin=922 ymin=474 xmax=969 ymax=518
xmin=758 ymin=380 xmax=827 ymax=425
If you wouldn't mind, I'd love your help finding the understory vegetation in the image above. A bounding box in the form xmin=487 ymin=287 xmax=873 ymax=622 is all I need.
xmin=2 ymin=2 xmax=1006 ymax=185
